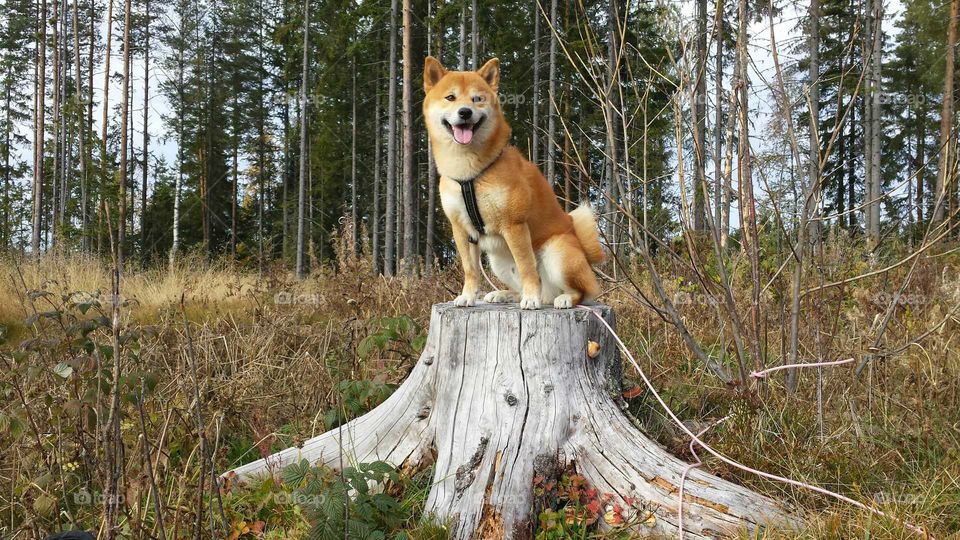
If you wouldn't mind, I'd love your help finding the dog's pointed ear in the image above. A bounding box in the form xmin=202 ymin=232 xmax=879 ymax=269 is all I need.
xmin=477 ymin=58 xmax=500 ymax=91
xmin=424 ymin=56 xmax=446 ymax=92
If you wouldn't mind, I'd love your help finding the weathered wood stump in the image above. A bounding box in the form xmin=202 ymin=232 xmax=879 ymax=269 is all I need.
xmin=227 ymin=303 xmax=793 ymax=538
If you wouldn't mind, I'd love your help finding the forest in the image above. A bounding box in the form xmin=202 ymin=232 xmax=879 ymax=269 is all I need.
xmin=1 ymin=0 xmax=959 ymax=536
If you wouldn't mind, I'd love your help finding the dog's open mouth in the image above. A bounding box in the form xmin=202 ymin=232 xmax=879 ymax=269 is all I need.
xmin=443 ymin=117 xmax=485 ymax=145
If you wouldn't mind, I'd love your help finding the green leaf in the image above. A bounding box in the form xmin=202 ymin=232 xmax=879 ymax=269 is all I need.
xmin=282 ymin=459 xmax=311 ymax=488
xmin=53 ymin=362 xmax=73 ymax=379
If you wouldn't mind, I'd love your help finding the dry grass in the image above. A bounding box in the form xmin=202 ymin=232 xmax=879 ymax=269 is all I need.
xmin=0 ymin=240 xmax=958 ymax=539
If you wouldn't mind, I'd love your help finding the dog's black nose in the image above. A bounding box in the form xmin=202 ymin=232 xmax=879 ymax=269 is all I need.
xmin=458 ymin=107 xmax=473 ymax=120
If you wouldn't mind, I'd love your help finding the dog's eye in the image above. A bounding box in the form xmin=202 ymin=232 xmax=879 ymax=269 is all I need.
xmin=445 ymin=94 xmax=456 ymax=101
xmin=472 ymin=96 xmax=484 ymax=103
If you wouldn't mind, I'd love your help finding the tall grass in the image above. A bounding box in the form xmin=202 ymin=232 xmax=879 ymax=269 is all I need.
xmin=0 ymin=238 xmax=957 ymax=538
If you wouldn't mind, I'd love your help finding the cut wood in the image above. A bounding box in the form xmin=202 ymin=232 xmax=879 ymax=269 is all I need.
xmin=226 ymin=303 xmax=794 ymax=538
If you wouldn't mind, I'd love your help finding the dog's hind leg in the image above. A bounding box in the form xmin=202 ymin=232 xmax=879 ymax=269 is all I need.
xmin=539 ymin=234 xmax=600 ymax=308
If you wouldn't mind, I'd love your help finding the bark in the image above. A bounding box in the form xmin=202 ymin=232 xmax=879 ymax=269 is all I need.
xmin=459 ymin=5 xmax=466 ymax=70
xmin=603 ymin=0 xmax=621 ymax=246
xmin=735 ymin=0 xmax=761 ymax=372
xmin=295 ymin=0 xmax=310 ymax=278
xmin=401 ymin=0 xmax=415 ymax=272
xmin=351 ymin=57 xmax=358 ymax=255
xmin=72 ymin=0 xmax=87 ymax=252
xmin=118 ymin=0 xmax=131 ymax=272
xmin=33 ymin=0 xmax=47 ymax=256
xmin=373 ymin=82 xmax=382 ymax=272
xmin=425 ymin=0 xmax=438 ymax=273
xmin=101 ymin=0 xmax=113 ymax=145
xmin=471 ymin=0 xmax=478 ymax=68
xmin=545 ymin=0 xmax=557 ymax=185
xmin=50 ymin=0 xmax=60 ymax=237
xmin=916 ymin=103 xmax=926 ymax=224
xmin=142 ymin=0 xmax=150 ymax=262
xmin=532 ymin=1 xmax=540 ymax=164
xmin=869 ymin=0 xmax=882 ymax=241
xmin=714 ymin=1 xmax=724 ymax=246
xmin=807 ymin=0 xmax=820 ymax=242
xmin=934 ymin=0 xmax=959 ymax=223
xmin=693 ymin=0 xmax=708 ymax=232
xmin=227 ymin=304 xmax=794 ymax=539
xmin=385 ymin=0 xmax=398 ymax=276
xmin=84 ymin=0 xmax=93 ymax=249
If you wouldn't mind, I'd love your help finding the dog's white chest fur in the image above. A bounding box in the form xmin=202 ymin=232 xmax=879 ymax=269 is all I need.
xmin=439 ymin=178 xmax=505 ymax=241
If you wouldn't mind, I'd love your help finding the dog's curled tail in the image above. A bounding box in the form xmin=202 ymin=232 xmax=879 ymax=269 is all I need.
xmin=569 ymin=203 xmax=605 ymax=264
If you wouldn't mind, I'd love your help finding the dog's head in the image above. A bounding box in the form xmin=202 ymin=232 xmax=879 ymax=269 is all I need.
xmin=422 ymin=56 xmax=504 ymax=148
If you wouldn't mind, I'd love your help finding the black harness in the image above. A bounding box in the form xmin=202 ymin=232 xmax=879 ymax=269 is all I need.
xmin=450 ymin=149 xmax=504 ymax=243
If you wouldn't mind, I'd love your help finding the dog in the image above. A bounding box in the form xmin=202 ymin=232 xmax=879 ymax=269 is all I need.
xmin=423 ymin=56 xmax=604 ymax=309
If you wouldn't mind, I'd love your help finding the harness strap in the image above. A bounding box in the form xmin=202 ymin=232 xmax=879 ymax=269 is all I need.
xmin=460 ymin=179 xmax=485 ymax=236
xmin=450 ymin=148 xmax=505 ymax=243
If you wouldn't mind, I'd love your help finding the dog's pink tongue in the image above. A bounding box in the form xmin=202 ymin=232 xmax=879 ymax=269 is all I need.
xmin=453 ymin=124 xmax=474 ymax=144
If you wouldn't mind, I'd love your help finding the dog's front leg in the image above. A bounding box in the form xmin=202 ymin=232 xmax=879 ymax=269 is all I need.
xmin=451 ymin=221 xmax=481 ymax=306
xmin=501 ymin=223 xmax=541 ymax=309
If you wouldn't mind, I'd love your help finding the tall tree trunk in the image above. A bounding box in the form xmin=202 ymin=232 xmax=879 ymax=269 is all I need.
xmin=532 ymin=0 xmax=540 ymax=163
xmin=85 ymin=0 xmax=93 ymax=249
xmin=58 ymin=0 xmax=68 ymax=235
xmin=170 ymin=33 xmax=185 ymax=269
xmin=141 ymin=0 xmax=150 ymax=261
xmin=934 ymin=0 xmax=959 ymax=223
xmin=231 ymin=106 xmax=238 ymax=257
xmin=693 ymin=0 xmax=707 ymax=232
xmin=869 ymin=0 xmax=882 ymax=242
xmin=425 ymin=0 xmax=438 ymax=272
xmin=459 ymin=4 xmax=466 ymax=70
xmin=282 ymin=91 xmax=290 ymax=262
xmin=808 ymin=0 xmax=820 ymax=240
xmin=116 ymin=0 xmax=131 ymax=272
xmin=714 ymin=1 xmax=725 ymax=246
xmin=33 ymin=0 xmax=47 ymax=256
xmin=351 ymin=57 xmax=358 ymax=255
xmin=471 ymin=0 xmax=478 ymax=68
xmin=603 ymin=0 xmax=620 ymax=245
xmin=545 ymin=0 xmax=557 ymax=185
xmin=50 ymin=0 xmax=61 ymax=240
xmin=848 ymin=105 xmax=856 ymax=230
xmin=834 ymin=55 xmax=846 ymax=230
xmin=916 ymin=103 xmax=926 ymax=224
xmin=862 ymin=0 xmax=873 ymax=237
xmin=735 ymin=0 xmax=760 ymax=371
xmin=295 ymin=0 xmax=310 ymax=278
xmin=385 ymin=0 xmax=399 ymax=275
xmin=3 ymin=85 xmax=9 ymax=247
xmin=401 ymin=0 xmax=415 ymax=272
xmin=72 ymin=0 xmax=87 ymax=251
xmin=101 ymin=0 xmax=113 ymax=145
xmin=373 ymin=82 xmax=382 ymax=272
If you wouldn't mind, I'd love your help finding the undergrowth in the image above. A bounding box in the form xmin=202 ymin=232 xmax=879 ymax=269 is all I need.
xmin=1 ymin=236 xmax=957 ymax=538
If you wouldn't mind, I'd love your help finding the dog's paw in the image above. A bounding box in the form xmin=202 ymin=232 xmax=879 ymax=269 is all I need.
xmin=519 ymin=295 xmax=542 ymax=310
xmin=553 ymin=294 xmax=575 ymax=309
xmin=453 ymin=293 xmax=478 ymax=307
xmin=484 ymin=290 xmax=520 ymax=303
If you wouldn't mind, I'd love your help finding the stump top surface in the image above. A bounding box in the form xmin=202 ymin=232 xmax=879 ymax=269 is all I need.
xmin=432 ymin=302 xmax=612 ymax=316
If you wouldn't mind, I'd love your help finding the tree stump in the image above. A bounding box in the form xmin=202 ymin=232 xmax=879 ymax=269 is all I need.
xmin=227 ymin=303 xmax=793 ymax=538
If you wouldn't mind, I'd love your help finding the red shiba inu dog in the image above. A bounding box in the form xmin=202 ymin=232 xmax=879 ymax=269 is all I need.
xmin=422 ymin=56 xmax=604 ymax=309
